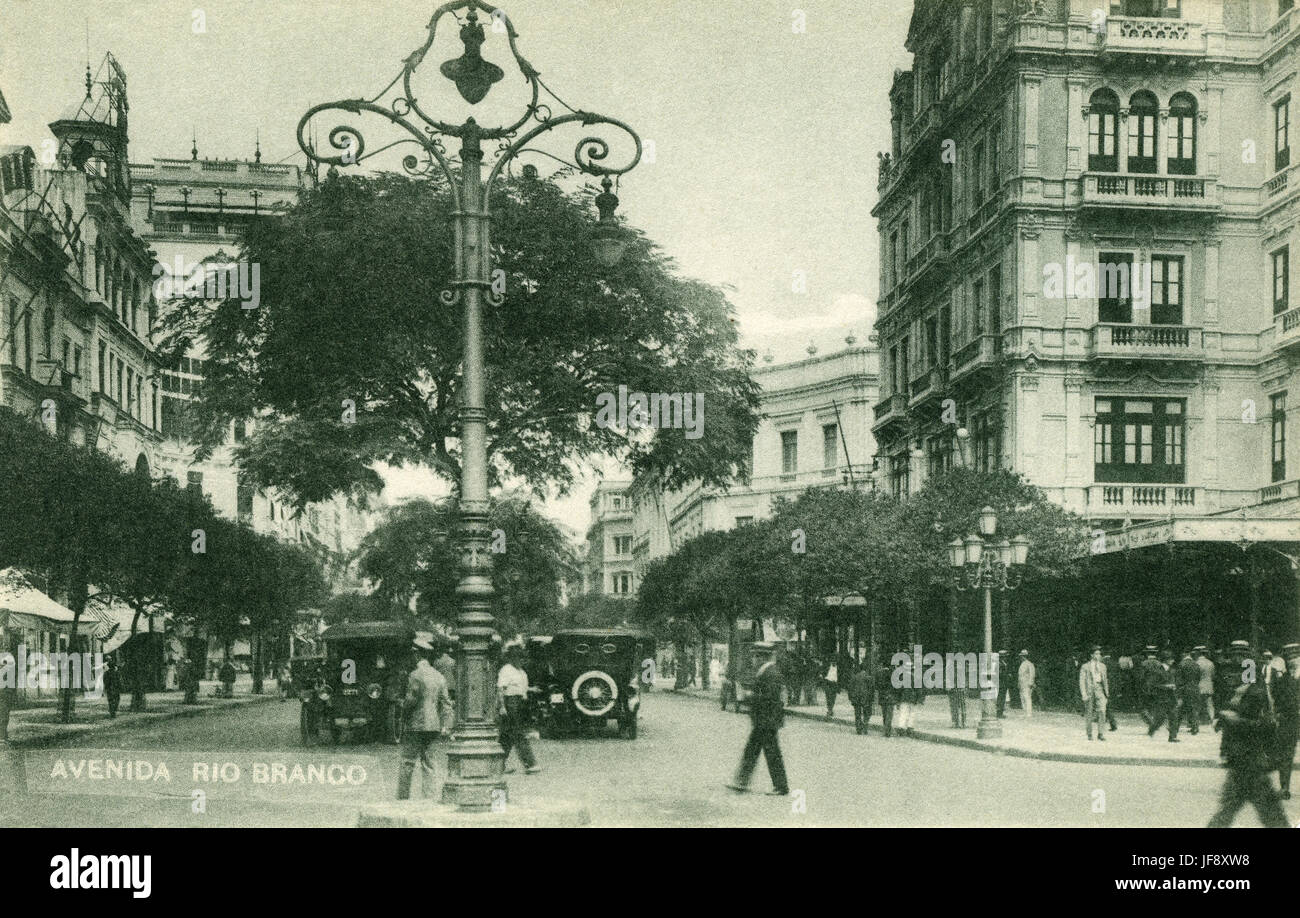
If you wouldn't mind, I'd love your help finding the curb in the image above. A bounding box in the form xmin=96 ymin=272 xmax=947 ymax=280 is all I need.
xmin=5 ymin=694 xmax=278 ymax=750
xmin=668 ymin=688 xmax=1225 ymax=769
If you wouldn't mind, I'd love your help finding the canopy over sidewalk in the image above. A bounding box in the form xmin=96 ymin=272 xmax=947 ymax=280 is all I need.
xmin=0 ymin=568 xmax=76 ymax=634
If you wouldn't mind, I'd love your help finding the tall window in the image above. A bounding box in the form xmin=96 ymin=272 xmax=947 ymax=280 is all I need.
xmin=237 ymin=475 xmax=255 ymax=520
xmin=1276 ymin=96 xmax=1291 ymax=171
xmin=1272 ymin=393 xmax=1288 ymax=483
xmin=973 ymin=414 xmax=1001 ymax=473
xmin=1088 ymin=90 xmax=1120 ymax=173
xmin=1094 ymin=398 xmax=1186 ymax=482
xmin=1274 ymin=246 xmax=1290 ymax=316
xmin=972 ymin=279 xmax=985 ymax=337
xmin=97 ymin=341 xmax=106 ymax=392
xmin=781 ymin=430 xmax=798 ymax=475
xmin=899 ymin=335 xmax=910 ymax=395
xmin=22 ymin=312 xmax=31 ymax=376
xmin=822 ymin=423 xmax=839 ymax=469
xmin=900 ymin=219 xmax=910 ymax=267
xmin=890 ymin=231 xmax=899 ymax=288
xmin=924 ymin=316 xmax=938 ymax=370
xmin=988 ymin=129 xmax=1000 ymax=198
xmin=1151 ymin=255 xmax=1183 ymax=325
xmin=971 ymin=141 xmax=985 ymax=210
xmin=1099 ymin=252 xmax=1135 ymax=323
xmin=889 ymin=345 xmax=899 ymax=395
xmin=1167 ymin=93 xmax=1197 ymax=175
xmin=41 ymin=307 xmax=53 ymax=359
xmin=1128 ymin=92 xmax=1159 ymax=174
xmin=988 ymin=266 xmax=1002 ymax=344
xmin=613 ymin=535 xmax=632 ymax=556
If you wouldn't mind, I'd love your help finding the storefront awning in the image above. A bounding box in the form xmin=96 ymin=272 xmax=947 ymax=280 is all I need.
xmin=0 ymin=568 xmax=77 ymax=627
xmin=1086 ymin=515 xmax=1300 ymax=556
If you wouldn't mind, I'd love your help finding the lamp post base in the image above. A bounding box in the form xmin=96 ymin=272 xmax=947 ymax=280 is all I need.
xmin=440 ymin=737 xmax=507 ymax=810
xmin=976 ymin=698 xmax=1002 ymax=740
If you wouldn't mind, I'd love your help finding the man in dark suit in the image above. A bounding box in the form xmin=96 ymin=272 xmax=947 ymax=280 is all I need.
xmin=1274 ymin=643 xmax=1300 ymax=800
xmin=1207 ymin=645 xmax=1289 ymax=827
xmin=728 ymin=643 xmax=789 ymax=796
xmin=1175 ymin=649 xmax=1202 ymax=736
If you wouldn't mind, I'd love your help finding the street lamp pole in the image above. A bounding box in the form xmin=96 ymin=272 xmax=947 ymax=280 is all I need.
xmin=947 ymin=508 xmax=1029 ymax=741
xmin=299 ymin=0 xmax=641 ymax=810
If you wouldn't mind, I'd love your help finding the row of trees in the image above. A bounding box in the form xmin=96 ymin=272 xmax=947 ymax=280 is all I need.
xmin=636 ymin=469 xmax=1091 ymax=688
xmin=0 ymin=407 xmax=327 ymax=723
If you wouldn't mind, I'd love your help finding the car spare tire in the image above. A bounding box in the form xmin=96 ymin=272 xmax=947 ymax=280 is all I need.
xmin=571 ymin=670 xmax=618 ymax=718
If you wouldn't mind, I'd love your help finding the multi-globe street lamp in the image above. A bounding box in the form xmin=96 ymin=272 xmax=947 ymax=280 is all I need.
xmin=946 ymin=507 xmax=1029 ymax=740
xmin=298 ymin=0 xmax=641 ymax=810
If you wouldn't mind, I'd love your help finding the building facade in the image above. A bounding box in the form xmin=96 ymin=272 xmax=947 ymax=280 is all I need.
xmin=627 ymin=341 xmax=880 ymax=593
xmin=873 ymin=0 xmax=1300 ymax=649
xmin=1 ymin=55 xmax=163 ymax=475
xmin=584 ymin=479 xmax=636 ymax=597
xmin=874 ymin=0 xmax=1300 ymax=524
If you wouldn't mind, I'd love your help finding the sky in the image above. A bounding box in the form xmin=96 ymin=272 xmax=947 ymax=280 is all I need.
xmin=0 ymin=0 xmax=914 ymax=536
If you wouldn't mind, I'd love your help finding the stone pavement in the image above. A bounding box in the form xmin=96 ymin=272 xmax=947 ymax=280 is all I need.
xmin=662 ymin=681 xmax=1298 ymax=768
xmin=1 ymin=674 xmax=281 ymax=748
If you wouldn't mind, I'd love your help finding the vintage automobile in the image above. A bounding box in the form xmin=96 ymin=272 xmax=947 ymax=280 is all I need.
xmin=302 ymin=621 xmax=413 ymax=745
xmin=528 ymin=629 xmax=654 ymax=739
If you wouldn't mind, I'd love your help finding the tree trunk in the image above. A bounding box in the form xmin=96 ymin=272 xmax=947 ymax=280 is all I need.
xmin=59 ymin=574 xmax=89 ymax=724
xmin=252 ymin=631 xmax=264 ymax=695
xmin=673 ymin=640 xmax=687 ymax=689
xmin=128 ymin=608 xmax=147 ymax=713
xmin=699 ymin=634 xmax=710 ymax=691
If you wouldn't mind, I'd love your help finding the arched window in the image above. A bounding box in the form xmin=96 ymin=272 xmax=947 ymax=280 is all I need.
xmin=1088 ymin=89 xmax=1120 ymax=172
xmin=1168 ymin=93 xmax=1197 ymax=175
xmin=1128 ymin=91 xmax=1159 ymax=174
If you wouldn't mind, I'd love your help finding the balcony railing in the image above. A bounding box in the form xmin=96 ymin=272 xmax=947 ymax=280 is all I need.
xmin=1268 ymin=9 xmax=1295 ymax=46
xmin=1102 ymin=16 xmax=1205 ymax=54
xmin=1086 ymin=484 xmax=1197 ymax=514
xmin=950 ymin=334 xmax=999 ymax=380
xmin=1275 ymin=306 xmax=1300 ymax=352
xmin=1089 ymin=323 xmax=1204 ymax=361
xmin=873 ymin=393 xmax=907 ymax=423
xmin=1266 ymin=168 xmax=1290 ymax=197
xmin=1081 ymin=172 xmax=1217 ymax=210
xmin=1259 ymin=480 xmax=1300 ymax=503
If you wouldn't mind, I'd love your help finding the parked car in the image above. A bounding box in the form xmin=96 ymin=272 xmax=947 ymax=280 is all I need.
xmin=527 ymin=629 xmax=654 ymax=739
xmin=303 ymin=622 xmax=413 ymax=745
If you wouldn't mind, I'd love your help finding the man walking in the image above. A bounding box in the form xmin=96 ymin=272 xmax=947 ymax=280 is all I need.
xmin=847 ymin=660 xmax=874 ymax=735
xmin=1146 ymin=650 xmax=1180 ymax=742
xmin=497 ymin=644 xmax=540 ymax=774
xmin=822 ymin=657 xmax=840 ymax=719
xmin=1017 ymin=650 xmax=1036 ymax=718
xmin=1195 ymin=645 xmax=1216 ymax=724
xmin=947 ymin=660 xmax=967 ymax=729
xmin=728 ymin=643 xmax=789 ymax=795
xmin=1274 ymin=644 xmax=1300 ymax=800
xmin=1080 ymin=645 xmax=1109 ymax=741
xmin=875 ymin=656 xmax=897 ymax=737
xmin=1207 ymin=644 xmax=1289 ymax=828
xmin=1100 ymin=648 xmax=1119 ymax=731
xmin=397 ymin=637 xmax=453 ymax=800
xmin=104 ymin=656 xmax=122 ymax=719
xmin=1175 ymin=649 xmax=1202 ymax=736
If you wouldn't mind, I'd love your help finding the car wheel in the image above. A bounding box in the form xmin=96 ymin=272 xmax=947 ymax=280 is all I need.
xmin=571 ymin=671 xmax=618 ymax=718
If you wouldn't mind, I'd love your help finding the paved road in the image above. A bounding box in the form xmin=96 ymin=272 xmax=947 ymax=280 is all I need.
xmin=0 ymin=691 xmax=1289 ymax=827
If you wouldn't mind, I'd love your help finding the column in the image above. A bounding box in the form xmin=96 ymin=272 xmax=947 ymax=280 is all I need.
xmin=1064 ymin=375 xmax=1084 ymax=490
xmin=1023 ymin=75 xmax=1041 ymax=174
xmin=1067 ymin=77 xmax=1086 ymax=177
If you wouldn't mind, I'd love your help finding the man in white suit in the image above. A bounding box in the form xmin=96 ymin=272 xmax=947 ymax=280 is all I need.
xmin=1080 ymin=645 xmax=1109 ymax=741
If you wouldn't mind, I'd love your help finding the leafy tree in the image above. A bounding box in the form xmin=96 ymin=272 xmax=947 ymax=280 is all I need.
xmin=357 ymin=495 xmax=575 ymax=636
xmin=159 ymin=172 xmax=760 ymax=509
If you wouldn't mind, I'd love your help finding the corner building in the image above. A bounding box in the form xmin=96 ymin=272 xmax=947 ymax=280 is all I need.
xmin=875 ymin=1 xmax=1300 ymax=648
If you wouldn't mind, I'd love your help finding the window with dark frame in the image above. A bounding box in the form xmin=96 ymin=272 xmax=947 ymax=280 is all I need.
xmin=1151 ymin=255 xmax=1183 ymax=325
xmin=1276 ymin=96 xmax=1291 ymax=171
xmin=1274 ymin=246 xmax=1289 ymax=315
xmin=1099 ymin=252 xmax=1134 ymax=323
xmin=823 ymin=423 xmax=838 ymax=470
xmin=1094 ymin=398 xmax=1186 ymax=483
xmin=1088 ymin=89 xmax=1120 ymax=173
xmin=1167 ymin=94 xmax=1196 ymax=175
xmin=1127 ymin=92 xmax=1158 ymax=174
xmin=1272 ymin=392 xmax=1287 ymax=483
xmin=781 ymin=430 xmax=798 ymax=475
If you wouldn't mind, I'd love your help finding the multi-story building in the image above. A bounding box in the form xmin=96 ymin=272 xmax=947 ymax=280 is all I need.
xmin=627 ymin=340 xmax=879 ymax=592
xmin=2 ymin=55 xmax=163 ymax=474
xmin=584 ymin=480 xmax=636 ymax=596
xmin=874 ymin=0 xmax=1300 ymax=646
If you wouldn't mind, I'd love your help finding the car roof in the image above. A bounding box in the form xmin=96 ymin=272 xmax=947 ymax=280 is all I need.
xmin=321 ymin=621 xmax=415 ymax=642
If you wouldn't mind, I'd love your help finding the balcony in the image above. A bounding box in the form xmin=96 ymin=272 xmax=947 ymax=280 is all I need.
xmin=1275 ymin=307 xmax=1300 ymax=353
xmin=1080 ymin=173 xmax=1218 ymax=213
xmin=1259 ymin=479 xmax=1300 ymax=504
xmin=1100 ymin=16 xmax=1205 ymax=57
xmin=949 ymin=334 xmax=1000 ymax=385
xmin=872 ymin=393 xmax=909 ymax=438
xmin=905 ymin=232 xmax=949 ymax=289
xmin=1085 ymin=484 xmax=1199 ymax=518
xmin=908 ymin=364 xmax=947 ymax=410
xmin=1088 ymin=323 xmax=1204 ymax=362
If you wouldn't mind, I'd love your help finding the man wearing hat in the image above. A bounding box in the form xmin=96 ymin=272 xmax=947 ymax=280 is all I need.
xmin=1273 ymin=643 xmax=1300 ymax=800
xmin=1194 ymin=646 xmax=1216 ymax=725
xmin=1175 ymin=649 xmax=1202 ymax=736
xmin=397 ymin=636 xmax=454 ymax=800
xmin=1079 ymin=646 xmax=1109 ymax=741
xmin=728 ymin=642 xmax=789 ymax=795
xmin=1017 ymin=650 xmax=1036 ymax=718
xmin=1138 ymin=646 xmax=1163 ymax=730
xmin=1144 ymin=649 xmax=1180 ymax=742
xmin=1208 ymin=642 xmax=1290 ymax=827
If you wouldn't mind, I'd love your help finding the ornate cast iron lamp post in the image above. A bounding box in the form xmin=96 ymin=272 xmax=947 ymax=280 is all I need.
xmin=299 ymin=1 xmax=641 ymax=810
xmin=946 ymin=508 xmax=1029 ymax=740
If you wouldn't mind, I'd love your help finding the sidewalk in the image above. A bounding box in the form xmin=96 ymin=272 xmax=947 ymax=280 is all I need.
xmin=1 ymin=675 xmax=280 ymax=748
xmin=664 ymin=682 xmax=1292 ymax=768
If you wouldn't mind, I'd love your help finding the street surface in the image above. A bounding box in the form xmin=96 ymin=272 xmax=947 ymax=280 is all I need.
xmin=0 ymin=690 xmax=1288 ymax=827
